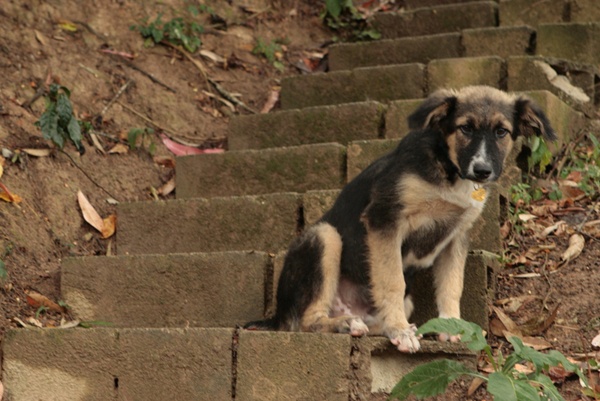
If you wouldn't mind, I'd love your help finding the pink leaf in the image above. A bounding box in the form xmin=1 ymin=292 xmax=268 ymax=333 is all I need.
xmin=160 ymin=134 xmax=224 ymax=156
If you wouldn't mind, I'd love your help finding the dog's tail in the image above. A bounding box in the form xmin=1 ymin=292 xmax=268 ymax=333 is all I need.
xmin=243 ymin=317 xmax=280 ymax=331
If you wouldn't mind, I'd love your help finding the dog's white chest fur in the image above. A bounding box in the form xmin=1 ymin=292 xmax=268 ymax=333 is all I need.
xmin=400 ymin=177 xmax=488 ymax=268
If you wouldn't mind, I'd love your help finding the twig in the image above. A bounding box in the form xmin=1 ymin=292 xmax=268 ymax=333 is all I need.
xmin=112 ymin=56 xmax=177 ymax=93
xmin=163 ymin=41 xmax=258 ymax=114
xmin=100 ymin=79 xmax=133 ymax=117
xmin=547 ymin=130 xmax=586 ymax=179
xmin=58 ymin=150 xmax=120 ymax=201
xmin=117 ymin=101 xmax=173 ymax=133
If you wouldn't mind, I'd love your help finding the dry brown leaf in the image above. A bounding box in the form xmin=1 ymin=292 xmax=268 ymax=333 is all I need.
xmin=593 ymin=332 xmax=600 ymax=348
xmin=200 ymin=49 xmax=226 ymax=64
xmin=540 ymin=221 xmax=567 ymax=238
xmin=158 ymin=177 xmax=176 ymax=197
xmin=496 ymin=295 xmax=540 ymax=313
xmin=77 ymin=190 xmax=104 ymax=233
xmin=518 ymin=213 xmax=537 ymax=222
xmin=530 ymin=203 xmax=558 ymax=217
xmin=108 ymin=143 xmax=129 ymax=154
xmin=25 ymin=290 xmax=64 ymax=313
xmin=101 ymin=214 xmax=116 ymax=239
xmin=514 ymin=363 xmax=534 ymax=374
xmin=467 ymin=377 xmax=485 ymax=396
xmin=260 ymin=88 xmax=280 ymax=114
xmin=26 ymin=317 xmax=43 ymax=328
xmin=153 ymin=156 xmax=176 ymax=169
xmin=34 ymin=29 xmax=47 ymax=45
xmin=22 ymin=148 xmax=52 ymax=157
xmin=561 ymin=234 xmax=585 ymax=263
xmin=90 ymin=132 xmax=106 ymax=154
xmin=492 ymin=306 xmax=522 ymax=335
xmin=521 ymin=336 xmax=553 ymax=350
xmin=489 ymin=317 xmax=506 ymax=337
xmin=59 ymin=319 xmax=81 ymax=329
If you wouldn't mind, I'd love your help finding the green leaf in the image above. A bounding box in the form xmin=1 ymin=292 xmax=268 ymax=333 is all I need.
xmin=325 ymin=0 xmax=342 ymax=17
xmin=530 ymin=373 xmax=565 ymax=401
xmin=128 ymin=128 xmax=143 ymax=149
xmin=416 ymin=318 xmax=487 ymax=351
xmin=56 ymin=93 xmax=73 ymax=126
xmin=38 ymin=105 xmax=59 ymax=144
xmin=0 ymin=259 xmax=8 ymax=285
xmin=389 ymin=359 xmax=476 ymax=400
xmin=488 ymin=372 xmax=541 ymax=401
xmin=67 ymin=117 xmax=83 ymax=150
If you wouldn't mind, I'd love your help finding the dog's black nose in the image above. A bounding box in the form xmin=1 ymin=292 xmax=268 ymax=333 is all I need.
xmin=473 ymin=163 xmax=492 ymax=180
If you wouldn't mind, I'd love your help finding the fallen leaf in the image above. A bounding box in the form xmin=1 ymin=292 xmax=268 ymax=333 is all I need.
xmin=467 ymin=377 xmax=485 ymax=396
xmin=518 ymin=213 xmax=537 ymax=222
xmin=561 ymin=234 xmax=585 ymax=263
xmin=514 ymin=363 xmax=535 ymax=374
xmin=22 ymin=148 xmax=52 ymax=157
xmin=12 ymin=317 xmax=33 ymax=328
xmin=25 ymin=290 xmax=64 ymax=313
xmin=77 ymin=190 xmax=104 ymax=233
xmin=26 ymin=317 xmax=43 ymax=328
xmin=101 ymin=214 xmax=116 ymax=239
xmin=492 ymin=306 xmax=521 ymax=336
xmin=548 ymin=365 xmax=575 ymax=383
xmin=59 ymin=319 xmax=81 ymax=329
xmin=496 ymin=295 xmax=540 ymax=313
xmin=158 ymin=177 xmax=176 ymax=196
xmin=108 ymin=143 xmax=129 ymax=154
xmin=57 ymin=20 xmax=78 ymax=32
xmin=200 ymin=49 xmax=226 ymax=64
xmin=260 ymin=88 xmax=280 ymax=114
xmin=592 ymin=333 xmax=600 ymax=348
xmin=160 ymin=134 xmax=224 ymax=156
xmin=34 ymin=29 xmax=47 ymax=45
xmin=521 ymin=336 xmax=553 ymax=350
xmin=90 ymin=132 xmax=107 ymax=154
xmin=540 ymin=221 xmax=567 ymax=238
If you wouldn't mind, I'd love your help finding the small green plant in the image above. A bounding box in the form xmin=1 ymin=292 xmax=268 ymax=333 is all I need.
xmin=35 ymin=305 xmax=49 ymax=319
xmin=389 ymin=318 xmax=588 ymax=401
xmin=527 ymin=136 xmax=553 ymax=174
xmin=131 ymin=12 xmax=204 ymax=53
xmin=127 ymin=127 xmax=156 ymax=156
xmin=36 ymin=83 xmax=84 ymax=152
xmin=252 ymin=38 xmax=286 ymax=72
xmin=322 ymin=0 xmax=381 ymax=42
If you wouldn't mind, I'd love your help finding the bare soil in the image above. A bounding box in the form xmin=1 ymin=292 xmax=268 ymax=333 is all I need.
xmin=0 ymin=1 xmax=598 ymax=399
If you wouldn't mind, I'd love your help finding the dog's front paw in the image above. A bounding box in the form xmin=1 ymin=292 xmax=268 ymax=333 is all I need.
xmin=438 ymin=332 xmax=461 ymax=343
xmin=386 ymin=324 xmax=421 ymax=353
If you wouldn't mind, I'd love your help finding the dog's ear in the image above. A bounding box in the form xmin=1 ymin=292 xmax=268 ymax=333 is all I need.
xmin=408 ymin=89 xmax=457 ymax=131
xmin=514 ymin=97 xmax=557 ymax=140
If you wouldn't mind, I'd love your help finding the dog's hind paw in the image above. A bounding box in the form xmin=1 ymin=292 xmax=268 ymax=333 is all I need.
xmin=438 ymin=332 xmax=461 ymax=343
xmin=349 ymin=318 xmax=369 ymax=337
xmin=387 ymin=324 xmax=421 ymax=353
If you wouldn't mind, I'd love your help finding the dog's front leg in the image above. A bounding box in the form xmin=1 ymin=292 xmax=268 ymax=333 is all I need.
xmin=432 ymin=234 xmax=468 ymax=342
xmin=367 ymin=229 xmax=421 ymax=353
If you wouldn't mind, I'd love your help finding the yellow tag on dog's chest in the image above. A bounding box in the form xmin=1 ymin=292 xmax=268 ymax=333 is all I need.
xmin=471 ymin=188 xmax=487 ymax=202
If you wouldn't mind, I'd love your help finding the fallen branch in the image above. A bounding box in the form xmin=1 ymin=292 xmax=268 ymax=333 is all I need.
xmin=59 ymin=150 xmax=120 ymax=201
xmin=100 ymin=79 xmax=133 ymax=117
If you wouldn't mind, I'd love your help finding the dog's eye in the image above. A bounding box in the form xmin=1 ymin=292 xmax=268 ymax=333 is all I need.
xmin=495 ymin=128 xmax=509 ymax=138
xmin=458 ymin=125 xmax=473 ymax=135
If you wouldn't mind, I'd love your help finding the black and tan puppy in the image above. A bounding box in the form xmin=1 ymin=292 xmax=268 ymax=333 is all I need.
xmin=245 ymin=86 xmax=555 ymax=353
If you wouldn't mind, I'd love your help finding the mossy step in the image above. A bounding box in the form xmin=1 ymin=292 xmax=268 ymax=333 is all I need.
xmin=61 ymin=251 xmax=269 ymax=329
xmin=176 ymin=143 xmax=346 ymax=199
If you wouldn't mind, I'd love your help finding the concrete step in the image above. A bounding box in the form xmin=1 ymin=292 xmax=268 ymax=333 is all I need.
xmin=328 ymin=27 xmax=535 ymax=71
xmin=176 ymin=143 xmax=346 ymax=199
xmin=61 ymin=251 xmax=270 ymax=328
xmin=228 ymin=101 xmax=385 ymax=150
xmin=282 ymin=56 xmax=595 ymax=114
xmin=372 ymin=1 xmax=497 ymax=39
xmin=3 ymin=327 xmax=475 ymax=401
xmin=500 ymin=0 xmax=600 ymax=26
xmin=281 ymin=63 xmax=425 ymax=110
xmin=116 ymin=192 xmax=300 ymax=255
xmin=537 ymin=22 xmax=600 ymax=66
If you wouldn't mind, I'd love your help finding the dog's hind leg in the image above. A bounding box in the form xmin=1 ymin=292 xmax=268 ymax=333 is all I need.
xmin=299 ymin=223 xmax=363 ymax=335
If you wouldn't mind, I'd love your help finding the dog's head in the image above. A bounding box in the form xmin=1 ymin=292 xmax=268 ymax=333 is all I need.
xmin=408 ymin=86 xmax=556 ymax=183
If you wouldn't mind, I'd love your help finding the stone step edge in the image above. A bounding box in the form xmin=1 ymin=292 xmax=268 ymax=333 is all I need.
xmin=3 ymin=326 xmax=476 ymax=400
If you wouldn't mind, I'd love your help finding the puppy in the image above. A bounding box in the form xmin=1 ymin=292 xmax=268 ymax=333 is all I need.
xmin=245 ymin=86 xmax=555 ymax=353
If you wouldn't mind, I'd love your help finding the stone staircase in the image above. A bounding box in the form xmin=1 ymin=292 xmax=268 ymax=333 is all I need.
xmin=3 ymin=1 xmax=598 ymax=400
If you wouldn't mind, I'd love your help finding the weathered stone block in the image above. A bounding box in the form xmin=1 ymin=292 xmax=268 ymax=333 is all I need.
xmin=373 ymin=1 xmax=497 ymax=39
xmin=470 ymin=184 xmax=501 ymax=252
xmin=385 ymin=99 xmax=422 ymax=139
xmin=303 ymin=189 xmax=340 ymax=226
xmin=62 ymin=252 xmax=268 ymax=327
xmin=328 ymin=33 xmax=461 ymax=71
xmin=3 ymin=328 xmax=234 ymax=401
xmin=409 ymin=251 xmax=498 ymax=329
xmin=236 ymin=331 xmax=351 ymax=401
xmin=537 ymin=22 xmax=600 ymax=65
xmin=228 ymin=101 xmax=385 ymax=150
xmin=117 ymin=193 xmax=301 ymax=255
xmin=463 ymin=25 xmax=535 ymax=58
xmin=346 ymin=139 xmax=400 ymax=181
xmin=428 ymin=56 xmax=504 ymax=91
xmin=117 ymin=328 xmax=233 ymax=401
xmin=281 ymin=64 xmax=425 ymax=109
xmin=507 ymin=56 xmax=594 ymax=113
xmin=499 ymin=0 xmax=566 ymax=26
xmin=176 ymin=143 xmax=347 ymax=198
xmin=571 ymin=0 xmax=600 ymax=22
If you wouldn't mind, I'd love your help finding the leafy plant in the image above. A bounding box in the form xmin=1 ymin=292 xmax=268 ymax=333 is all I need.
xmin=35 ymin=84 xmax=84 ymax=152
xmin=252 ymin=38 xmax=286 ymax=72
xmin=322 ymin=0 xmax=381 ymax=42
xmin=131 ymin=13 xmax=204 ymax=53
xmin=389 ymin=318 xmax=588 ymax=401
xmin=527 ymin=136 xmax=553 ymax=174
xmin=127 ymin=127 xmax=156 ymax=156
